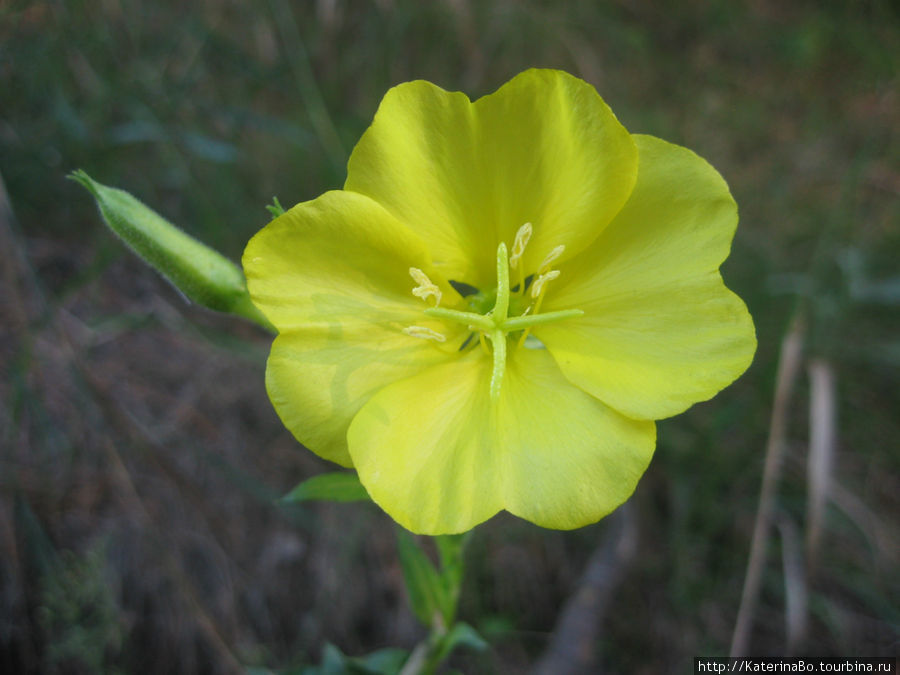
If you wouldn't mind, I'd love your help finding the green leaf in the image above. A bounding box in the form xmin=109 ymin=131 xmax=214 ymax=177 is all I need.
xmin=300 ymin=644 xmax=408 ymax=675
xmin=351 ymin=648 xmax=409 ymax=674
xmin=281 ymin=472 xmax=370 ymax=504
xmin=319 ymin=644 xmax=349 ymax=675
xmin=394 ymin=531 xmax=471 ymax=631
xmin=433 ymin=622 xmax=489 ymax=664
xmin=69 ymin=170 xmax=274 ymax=331
xmin=394 ymin=527 xmax=448 ymax=627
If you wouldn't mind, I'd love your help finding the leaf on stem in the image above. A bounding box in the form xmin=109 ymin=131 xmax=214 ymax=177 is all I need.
xmin=395 ymin=528 xmax=450 ymax=627
xmin=433 ymin=622 xmax=489 ymax=664
xmin=281 ymin=472 xmax=371 ymax=504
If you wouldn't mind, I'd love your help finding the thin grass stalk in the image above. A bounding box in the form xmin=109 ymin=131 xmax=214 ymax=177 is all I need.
xmin=730 ymin=316 xmax=805 ymax=657
xmin=532 ymin=502 xmax=638 ymax=675
xmin=776 ymin=513 xmax=808 ymax=654
xmin=806 ymin=358 xmax=836 ymax=575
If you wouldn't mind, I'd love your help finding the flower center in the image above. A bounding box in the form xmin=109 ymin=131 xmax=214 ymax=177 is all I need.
xmin=407 ymin=224 xmax=583 ymax=400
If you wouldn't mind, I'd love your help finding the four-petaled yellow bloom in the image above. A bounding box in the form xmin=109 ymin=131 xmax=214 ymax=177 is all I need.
xmin=243 ymin=69 xmax=756 ymax=535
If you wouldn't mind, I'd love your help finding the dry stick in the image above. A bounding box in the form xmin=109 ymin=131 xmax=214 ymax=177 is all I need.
xmin=398 ymin=638 xmax=432 ymax=675
xmin=806 ymin=358 xmax=836 ymax=576
xmin=730 ymin=317 xmax=806 ymax=657
xmin=829 ymin=482 xmax=897 ymax=565
xmin=532 ymin=502 xmax=638 ymax=675
xmin=775 ymin=513 xmax=808 ymax=654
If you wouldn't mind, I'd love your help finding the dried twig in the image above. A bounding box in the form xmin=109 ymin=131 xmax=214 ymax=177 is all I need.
xmin=775 ymin=513 xmax=808 ymax=654
xmin=532 ymin=502 xmax=638 ymax=675
xmin=806 ymin=359 xmax=836 ymax=575
xmin=731 ymin=317 xmax=805 ymax=657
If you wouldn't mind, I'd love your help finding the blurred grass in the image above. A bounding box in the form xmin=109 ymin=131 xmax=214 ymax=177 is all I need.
xmin=1 ymin=0 xmax=899 ymax=673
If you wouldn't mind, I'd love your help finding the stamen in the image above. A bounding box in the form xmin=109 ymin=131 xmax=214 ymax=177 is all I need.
xmin=518 ymin=266 xmax=564 ymax=349
xmin=509 ymin=223 xmax=532 ymax=296
xmin=538 ymin=245 xmax=565 ymax=273
xmin=530 ymin=270 xmax=560 ymax=299
xmin=508 ymin=222 xmax=532 ymax=269
xmin=409 ymin=267 xmax=441 ymax=306
xmin=402 ymin=325 xmax=446 ymax=342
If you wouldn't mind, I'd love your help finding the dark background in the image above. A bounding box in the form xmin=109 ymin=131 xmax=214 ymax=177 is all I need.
xmin=2 ymin=1 xmax=898 ymax=672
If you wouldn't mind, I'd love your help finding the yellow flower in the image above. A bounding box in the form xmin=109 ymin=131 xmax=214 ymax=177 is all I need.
xmin=243 ymin=69 xmax=756 ymax=535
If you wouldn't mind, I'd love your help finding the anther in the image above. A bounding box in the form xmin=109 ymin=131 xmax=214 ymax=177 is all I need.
xmin=402 ymin=325 xmax=446 ymax=342
xmin=409 ymin=267 xmax=441 ymax=306
xmin=530 ymin=270 xmax=560 ymax=299
xmin=508 ymin=222 xmax=532 ymax=269
xmin=538 ymin=245 xmax=565 ymax=273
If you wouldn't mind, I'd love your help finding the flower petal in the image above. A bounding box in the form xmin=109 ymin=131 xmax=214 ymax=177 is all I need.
xmin=266 ymin=328 xmax=454 ymax=466
xmin=539 ymin=134 xmax=756 ymax=419
xmin=345 ymin=69 xmax=637 ymax=289
xmin=243 ymin=190 xmax=453 ymax=332
xmin=347 ymin=346 xmax=655 ymax=534
xmin=244 ymin=190 xmax=464 ymax=465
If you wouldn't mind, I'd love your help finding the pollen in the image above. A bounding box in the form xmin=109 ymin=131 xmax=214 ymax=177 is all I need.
xmin=402 ymin=325 xmax=447 ymax=342
xmin=508 ymin=222 xmax=532 ymax=269
xmin=409 ymin=267 xmax=441 ymax=306
xmin=531 ymin=269 xmax=560 ymax=299
xmin=538 ymin=245 xmax=565 ymax=273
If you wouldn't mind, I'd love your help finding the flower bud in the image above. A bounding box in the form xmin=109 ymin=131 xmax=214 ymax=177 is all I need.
xmin=71 ymin=170 xmax=273 ymax=331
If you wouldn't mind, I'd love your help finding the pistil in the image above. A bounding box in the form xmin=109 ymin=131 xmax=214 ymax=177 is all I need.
xmin=493 ymin=242 xmax=511 ymax=322
xmin=409 ymin=235 xmax=581 ymax=400
xmin=489 ymin=327 xmax=507 ymax=400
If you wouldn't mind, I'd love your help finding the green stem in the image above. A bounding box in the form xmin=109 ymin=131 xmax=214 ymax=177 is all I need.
xmin=489 ymin=328 xmax=506 ymax=401
xmin=226 ymin=291 xmax=276 ymax=332
xmin=494 ymin=242 xmax=510 ymax=321
xmin=400 ymin=627 xmax=445 ymax=675
xmin=394 ymin=531 xmax=471 ymax=673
